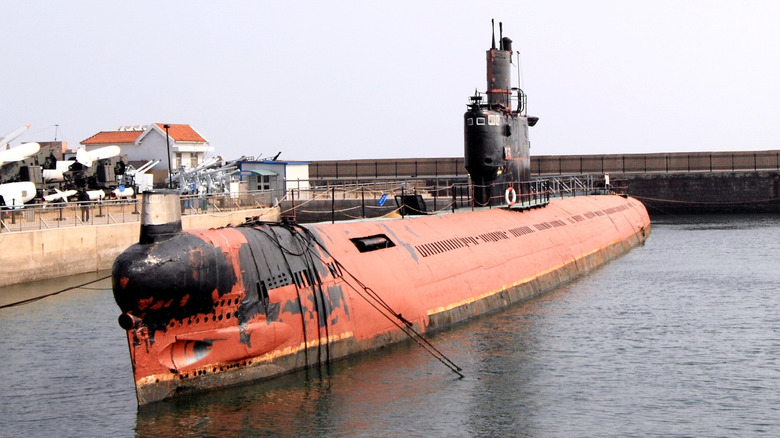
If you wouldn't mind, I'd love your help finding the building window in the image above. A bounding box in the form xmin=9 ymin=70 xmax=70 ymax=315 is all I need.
xmin=174 ymin=153 xmax=182 ymax=168
xmin=257 ymin=175 xmax=271 ymax=191
xmin=191 ymin=154 xmax=199 ymax=168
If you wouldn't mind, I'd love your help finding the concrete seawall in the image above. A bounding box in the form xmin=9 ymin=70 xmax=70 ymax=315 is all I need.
xmin=619 ymin=171 xmax=780 ymax=214
xmin=0 ymin=207 xmax=280 ymax=288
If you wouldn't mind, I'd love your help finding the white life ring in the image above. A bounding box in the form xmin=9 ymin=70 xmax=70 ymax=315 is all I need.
xmin=505 ymin=187 xmax=517 ymax=206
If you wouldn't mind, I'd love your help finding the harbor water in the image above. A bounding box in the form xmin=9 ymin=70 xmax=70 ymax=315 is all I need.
xmin=1 ymin=214 xmax=778 ymax=437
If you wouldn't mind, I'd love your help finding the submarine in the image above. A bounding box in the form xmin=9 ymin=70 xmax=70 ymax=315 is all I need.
xmin=112 ymin=22 xmax=651 ymax=406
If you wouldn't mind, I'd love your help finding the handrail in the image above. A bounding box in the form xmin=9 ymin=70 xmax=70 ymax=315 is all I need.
xmin=0 ymin=190 xmax=279 ymax=233
xmin=281 ymin=175 xmax=612 ymax=222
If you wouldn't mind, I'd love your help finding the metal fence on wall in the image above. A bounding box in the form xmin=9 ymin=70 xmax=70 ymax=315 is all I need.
xmin=308 ymin=151 xmax=780 ymax=180
xmin=0 ymin=191 xmax=277 ymax=233
xmin=532 ymin=151 xmax=780 ymax=175
xmin=310 ymin=158 xmax=466 ymax=179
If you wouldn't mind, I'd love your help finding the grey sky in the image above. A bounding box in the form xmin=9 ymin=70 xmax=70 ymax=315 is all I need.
xmin=3 ymin=0 xmax=779 ymax=161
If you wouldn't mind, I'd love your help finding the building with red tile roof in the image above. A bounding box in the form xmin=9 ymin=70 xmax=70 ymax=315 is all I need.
xmin=80 ymin=124 xmax=214 ymax=175
xmin=81 ymin=130 xmax=144 ymax=145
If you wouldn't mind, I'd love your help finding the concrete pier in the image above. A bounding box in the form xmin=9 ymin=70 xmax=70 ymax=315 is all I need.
xmin=0 ymin=206 xmax=279 ymax=288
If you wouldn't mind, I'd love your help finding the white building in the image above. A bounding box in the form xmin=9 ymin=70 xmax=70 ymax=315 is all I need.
xmin=234 ymin=159 xmax=311 ymax=198
xmin=81 ymin=123 xmax=214 ymax=174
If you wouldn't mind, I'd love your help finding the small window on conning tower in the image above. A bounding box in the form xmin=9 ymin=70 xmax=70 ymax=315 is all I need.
xmin=467 ymin=118 xmax=474 ymax=125
xmin=476 ymin=117 xmax=486 ymax=125
xmin=350 ymin=234 xmax=396 ymax=253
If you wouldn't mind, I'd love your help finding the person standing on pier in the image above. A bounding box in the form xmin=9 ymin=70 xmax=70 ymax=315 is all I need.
xmin=78 ymin=188 xmax=90 ymax=223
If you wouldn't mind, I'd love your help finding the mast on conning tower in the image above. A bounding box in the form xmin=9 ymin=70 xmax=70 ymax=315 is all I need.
xmin=486 ymin=21 xmax=513 ymax=109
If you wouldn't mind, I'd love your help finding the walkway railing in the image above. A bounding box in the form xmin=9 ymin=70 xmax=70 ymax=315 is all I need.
xmin=0 ymin=190 xmax=278 ymax=233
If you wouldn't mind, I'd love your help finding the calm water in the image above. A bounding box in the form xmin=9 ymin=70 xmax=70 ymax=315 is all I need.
xmin=1 ymin=214 xmax=778 ymax=437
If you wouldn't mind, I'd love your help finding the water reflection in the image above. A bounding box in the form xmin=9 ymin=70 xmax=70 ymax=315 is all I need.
xmin=135 ymin=340 xmax=459 ymax=437
xmin=133 ymin=286 xmax=587 ymax=437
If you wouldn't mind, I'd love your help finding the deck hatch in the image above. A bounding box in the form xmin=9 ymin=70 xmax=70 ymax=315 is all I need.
xmin=350 ymin=234 xmax=396 ymax=253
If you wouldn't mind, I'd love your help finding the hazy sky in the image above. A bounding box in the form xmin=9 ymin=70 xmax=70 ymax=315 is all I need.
xmin=3 ymin=0 xmax=780 ymax=161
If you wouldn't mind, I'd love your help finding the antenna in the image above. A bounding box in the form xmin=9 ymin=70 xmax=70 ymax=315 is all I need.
xmin=499 ymin=22 xmax=503 ymax=50
xmin=516 ymin=50 xmax=525 ymax=114
xmin=491 ymin=19 xmax=496 ymax=50
xmin=516 ymin=51 xmax=524 ymax=90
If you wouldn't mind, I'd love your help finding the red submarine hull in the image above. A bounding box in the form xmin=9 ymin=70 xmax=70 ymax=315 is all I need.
xmin=113 ymin=194 xmax=650 ymax=405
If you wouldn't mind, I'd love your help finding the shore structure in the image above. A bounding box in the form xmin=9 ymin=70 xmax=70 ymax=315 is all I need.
xmin=0 ymin=197 xmax=278 ymax=288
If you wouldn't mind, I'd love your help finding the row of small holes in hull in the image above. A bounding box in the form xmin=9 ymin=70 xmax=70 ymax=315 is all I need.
xmin=152 ymin=360 xmax=257 ymax=383
xmin=168 ymin=311 xmax=239 ymax=328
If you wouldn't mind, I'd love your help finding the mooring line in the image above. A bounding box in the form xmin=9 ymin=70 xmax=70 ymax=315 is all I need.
xmin=0 ymin=274 xmax=112 ymax=309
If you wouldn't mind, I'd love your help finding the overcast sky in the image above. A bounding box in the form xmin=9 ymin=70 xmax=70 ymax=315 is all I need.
xmin=3 ymin=0 xmax=780 ymax=161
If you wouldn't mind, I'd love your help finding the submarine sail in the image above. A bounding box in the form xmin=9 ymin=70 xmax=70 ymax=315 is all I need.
xmin=464 ymin=20 xmax=537 ymax=206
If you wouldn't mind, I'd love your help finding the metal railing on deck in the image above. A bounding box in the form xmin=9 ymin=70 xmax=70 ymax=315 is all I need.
xmin=281 ymin=175 xmax=614 ymax=221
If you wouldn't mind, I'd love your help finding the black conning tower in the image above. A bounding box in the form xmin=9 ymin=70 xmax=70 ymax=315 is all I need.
xmin=464 ymin=20 xmax=537 ymax=206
